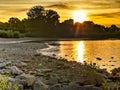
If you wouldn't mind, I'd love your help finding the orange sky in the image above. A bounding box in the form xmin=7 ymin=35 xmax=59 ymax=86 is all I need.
xmin=0 ymin=0 xmax=120 ymax=27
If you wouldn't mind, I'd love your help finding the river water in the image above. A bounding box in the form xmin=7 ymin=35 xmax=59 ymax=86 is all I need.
xmin=38 ymin=40 xmax=120 ymax=71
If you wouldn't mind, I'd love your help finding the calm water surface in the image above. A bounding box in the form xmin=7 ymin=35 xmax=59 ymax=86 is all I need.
xmin=39 ymin=40 xmax=120 ymax=71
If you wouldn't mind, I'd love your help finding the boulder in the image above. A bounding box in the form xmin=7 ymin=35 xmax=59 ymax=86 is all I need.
xmin=36 ymin=69 xmax=52 ymax=73
xmin=67 ymin=83 xmax=85 ymax=90
xmin=18 ymin=84 xmax=24 ymax=90
xmin=47 ymin=74 xmax=59 ymax=85
xmin=15 ymin=62 xmax=27 ymax=67
xmin=10 ymin=66 xmax=23 ymax=75
xmin=0 ymin=69 xmax=10 ymax=74
xmin=16 ymin=74 xmax=36 ymax=87
xmin=76 ymin=73 xmax=104 ymax=86
xmin=0 ymin=61 xmax=11 ymax=68
xmin=49 ymin=84 xmax=62 ymax=90
xmin=33 ymin=79 xmax=48 ymax=90
xmin=92 ymin=87 xmax=101 ymax=90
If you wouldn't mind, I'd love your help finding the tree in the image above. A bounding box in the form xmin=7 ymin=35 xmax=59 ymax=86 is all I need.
xmin=27 ymin=6 xmax=45 ymax=19
xmin=8 ymin=17 xmax=20 ymax=31
xmin=46 ymin=9 xmax=60 ymax=25
xmin=110 ymin=24 xmax=118 ymax=32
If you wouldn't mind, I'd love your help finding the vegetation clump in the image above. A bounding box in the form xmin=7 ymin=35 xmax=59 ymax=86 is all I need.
xmin=0 ymin=75 xmax=18 ymax=90
xmin=0 ymin=30 xmax=23 ymax=38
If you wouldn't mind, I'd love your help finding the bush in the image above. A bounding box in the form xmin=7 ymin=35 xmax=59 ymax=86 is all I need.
xmin=13 ymin=31 xmax=21 ymax=38
xmin=0 ymin=30 xmax=23 ymax=38
xmin=0 ymin=75 xmax=18 ymax=90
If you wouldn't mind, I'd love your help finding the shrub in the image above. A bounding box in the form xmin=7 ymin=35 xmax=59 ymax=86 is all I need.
xmin=0 ymin=30 xmax=24 ymax=38
xmin=0 ymin=75 xmax=18 ymax=90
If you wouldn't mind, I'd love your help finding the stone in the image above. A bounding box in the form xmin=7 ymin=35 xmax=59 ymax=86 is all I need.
xmin=76 ymin=72 xmax=104 ymax=86
xmin=22 ymin=60 xmax=30 ymax=63
xmin=16 ymin=74 xmax=36 ymax=87
xmin=49 ymin=84 xmax=62 ymax=90
xmin=92 ymin=87 xmax=101 ymax=90
xmin=47 ymin=74 xmax=59 ymax=85
xmin=10 ymin=66 xmax=23 ymax=75
xmin=68 ymin=82 xmax=85 ymax=90
xmin=33 ymin=79 xmax=48 ymax=90
xmin=18 ymin=84 xmax=24 ymax=90
xmin=0 ymin=61 xmax=11 ymax=68
xmin=34 ymin=54 xmax=41 ymax=56
xmin=16 ymin=62 xmax=27 ymax=67
xmin=83 ymin=85 xmax=94 ymax=90
xmin=0 ymin=69 xmax=11 ymax=74
xmin=7 ymin=77 xmax=16 ymax=83
xmin=36 ymin=69 xmax=52 ymax=73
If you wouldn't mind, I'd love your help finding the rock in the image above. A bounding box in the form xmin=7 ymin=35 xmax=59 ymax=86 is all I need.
xmin=92 ymin=87 xmax=101 ymax=90
xmin=7 ymin=77 xmax=16 ymax=83
xmin=0 ymin=61 xmax=11 ymax=68
xmin=16 ymin=74 xmax=36 ymax=87
xmin=68 ymin=82 xmax=85 ymax=90
xmin=47 ymin=74 xmax=59 ymax=85
xmin=33 ymin=79 xmax=48 ymax=90
xmin=52 ymin=54 xmax=56 ymax=56
xmin=49 ymin=84 xmax=62 ymax=90
xmin=0 ymin=69 xmax=10 ymax=74
xmin=22 ymin=60 xmax=30 ymax=63
xmin=16 ymin=62 xmax=27 ymax=67
xmin=34 ymin=54 xmax=41 ymax=56
xmin=83 ymin=85 xmax=94 ymax=90
xmin=96 ymin=57 xmax=102 ymax=60
xmin=36 ymin=69 xmax=52 ymax=73
xmin=10 ymin=66 xmax=23 ymax=75
xmin=68 ymin=82 xmax=101 ymax=90
xmin=18 ymin=84 xmax=24 ymax=90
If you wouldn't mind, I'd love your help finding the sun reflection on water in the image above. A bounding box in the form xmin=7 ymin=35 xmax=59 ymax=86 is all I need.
xmin=77 ymin=41 xmax=85 ymax=62
xmin=60 ymin=41 xmax=85 ymax=63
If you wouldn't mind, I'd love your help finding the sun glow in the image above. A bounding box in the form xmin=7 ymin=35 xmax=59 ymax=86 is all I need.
xmin=73 ymin=10 xmax=88 ymax=23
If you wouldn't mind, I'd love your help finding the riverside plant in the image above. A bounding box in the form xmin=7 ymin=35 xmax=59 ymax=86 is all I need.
xmin=0 ymin=75 xmax=18 ymax=90
xmin=101 ymin=80 xmax=119 ymax=90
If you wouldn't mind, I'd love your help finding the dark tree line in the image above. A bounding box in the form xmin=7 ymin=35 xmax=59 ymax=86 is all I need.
xmin=0 ymin=5 xmax=120 ymax=39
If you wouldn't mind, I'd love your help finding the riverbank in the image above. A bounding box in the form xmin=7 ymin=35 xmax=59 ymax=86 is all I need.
xmin=0 ymin=38 xmax=119 ymax=90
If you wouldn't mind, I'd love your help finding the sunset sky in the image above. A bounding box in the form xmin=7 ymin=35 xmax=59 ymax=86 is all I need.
xmin=0 ymin=0 xmax=120 ymax=27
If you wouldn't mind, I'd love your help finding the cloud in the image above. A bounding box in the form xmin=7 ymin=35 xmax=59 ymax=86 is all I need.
xmin=90 ymin=12 xmax=120 ymax=18
xmin=46 ymin=3 xmax=75 ymax=9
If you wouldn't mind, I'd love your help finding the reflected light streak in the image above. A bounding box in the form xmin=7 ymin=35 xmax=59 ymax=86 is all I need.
xmin=77 ymin=41 xmax=85 ymax=62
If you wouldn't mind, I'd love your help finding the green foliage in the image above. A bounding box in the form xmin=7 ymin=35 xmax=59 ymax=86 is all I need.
xmin=0 ymin=30 xmax=24 ymax=38
xmin=0 ymin=75 xmax=18 ymax=90
xmin=101 ymin=80 xmax=119 ymax=90
xmin=101 ymin=80 xmax=110 ymax=90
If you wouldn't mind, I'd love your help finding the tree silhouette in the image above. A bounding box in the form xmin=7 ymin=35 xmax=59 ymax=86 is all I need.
xmin=8 ymin=17 xmax=20 ymax=31
xmin=27 ymin=6 xmax=45 ymax=19
xmin=46 ymin=9 xmax=60 ymax=25
xmin=25 ymin=6 xmax=60 ymax=37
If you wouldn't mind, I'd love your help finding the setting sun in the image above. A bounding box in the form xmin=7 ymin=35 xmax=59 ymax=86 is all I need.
xmin=73 ymin=10 xmax=88 ymax=23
